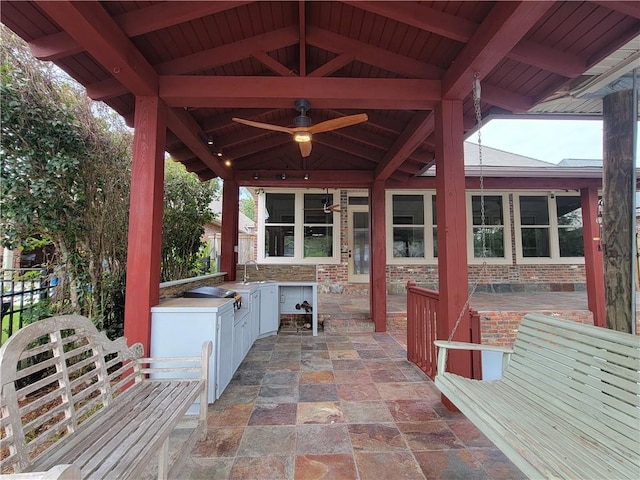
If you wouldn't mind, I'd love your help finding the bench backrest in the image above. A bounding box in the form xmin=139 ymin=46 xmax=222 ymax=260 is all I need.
xmin=0 ymin=315 xmax=144 ymax=473
xmin=503 ymin=313 xmax=640 ymax=461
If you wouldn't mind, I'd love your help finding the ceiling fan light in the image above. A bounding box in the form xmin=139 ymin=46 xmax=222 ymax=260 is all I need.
xmin=293 ymin=131 xmax=312 ymax=143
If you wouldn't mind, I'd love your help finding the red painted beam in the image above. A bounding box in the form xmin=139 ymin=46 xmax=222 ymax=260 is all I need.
xmin=375 ymin=112 xmax=434 ymax=181
xmin=30 ymin=1 xmax=252 ymax=61
xmin=370 ymin=180 xmax=387 ymax=332
xmin=35 ymin=1 xmax=158 ymax=97
xmin=434 ymin=99 xmax=472 ymax=390
xmin=165 ymin=108 xmax=231 ymax=180
xmin=235 ymin=170 xmax=373 ymax=188
xmin=124 ymin=97 xmax=166 ymax=353
xmin=220 ymin=179 xmax=240 ymax=281
xmin=442 ymin=1 xmax=554 ymax=99
xmin=307 ymin=26 xmax=443 ymax=79
xmin=86 ymin=27 xmax=300 ymax=101
xmin=581 ymin=187 xmax=606 ymax=327
xmin=160 ymin=76 xmax=441 ymax=109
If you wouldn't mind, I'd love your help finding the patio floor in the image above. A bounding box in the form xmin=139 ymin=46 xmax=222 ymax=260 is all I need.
xmin=157 ymin=329 xmax=525 ymax=480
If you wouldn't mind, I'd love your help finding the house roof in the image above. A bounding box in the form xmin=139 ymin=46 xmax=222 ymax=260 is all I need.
xmin=209 ymin=198 xmax=255 ymax=234
xmin=2 ymin=1 xmax=638 ymax=187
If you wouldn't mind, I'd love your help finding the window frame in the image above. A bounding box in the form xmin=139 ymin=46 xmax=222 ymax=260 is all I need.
xmin=385 ymin=190 xmax=437 ymax=265
xmin=465 ymin=191 xmax=512 ymax=265
xmin=513 ymin=192 xmax=585 ymax=265
xmin=257 ymin=188 xmax=341 ymax=264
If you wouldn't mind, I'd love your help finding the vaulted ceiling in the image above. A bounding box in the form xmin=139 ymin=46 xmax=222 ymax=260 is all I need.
xmin=2 ymin=1 xmax=639 ymax=186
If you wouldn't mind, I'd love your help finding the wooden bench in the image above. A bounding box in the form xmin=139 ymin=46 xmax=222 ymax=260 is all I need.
xmin=0 ymin=314 xmax=212 ymax=479
xmin=434 ymin=313 xmax=640 ymax=480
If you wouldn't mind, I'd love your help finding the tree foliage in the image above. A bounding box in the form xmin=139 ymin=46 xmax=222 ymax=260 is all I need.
xmin=161 ymin=161 xmax=218 ymax=282
xmin=1 ymin=27 xmax=131 ymax=337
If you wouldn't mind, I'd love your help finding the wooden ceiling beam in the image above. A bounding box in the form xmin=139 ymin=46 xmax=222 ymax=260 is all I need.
xmin=343 ymin=1 xmax=475 ymax=43
xmin=86 ymin=27 xmax=299 ymax=101
xmin=236 ymin=170 xmax=374 ymax=188
xmin=201 ymin=108 xmax=283 ymax=133
xmin=309 ymin=53 xmax=355 ymax=77
xmin=348 ymin=1 xmax=586 ymax=79
xmin=166 ymin=108 xmax=231 ymax=180
xmin=299 ymin=0 xmax=306 ymax=76
xmin=251 ymin=51 xmax=294 ymax=76
xmin=375 ymin=112 xmax=434 ymax=181
xmin=312 ymin=134 xmax=383 ymax=162
xmin=307 ymin=26 xmax=443 ymax=79
xmin=160 ymin=76 xmax=441 ymax=109
xmin=593 ymin=1 xmax=640 ymax=20
xmin=442 ymin=1 xmax=555 ymax=99
xmin=29 ymin=1 xmax=251 ymax=61
xmin=35 ymin=1 xmax=158 ymax=96
xmin=227 ymin=135 xmax=292 ymax=160
xmin=480 ymin=83 xmax=534 ymax=113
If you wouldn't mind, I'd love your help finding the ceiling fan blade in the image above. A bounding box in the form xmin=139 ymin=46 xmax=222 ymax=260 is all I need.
xmin=299 ymin=141 xmax=312 ymax=157
xmin=307 ymin=113 xmax=368 ymax=134
xmin=232 ymin=117 xmax=294 ymax=134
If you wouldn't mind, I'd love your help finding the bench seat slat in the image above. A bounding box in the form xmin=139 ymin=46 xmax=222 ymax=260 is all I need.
xmin=506 ymin=351 xmax=640 ymax=419
xmin=504 ymin=362 xmax=640 ymax=450
xmin=515 ymin=335 xmax=640 ymax=387
xmin=517 ymin=323 xmax=640 ymax=370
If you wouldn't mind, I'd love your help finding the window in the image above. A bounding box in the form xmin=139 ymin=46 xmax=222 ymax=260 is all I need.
xmin=556 ymin=196 xmax=583 ymax=257
xmin=471 ymin=195 xmax=505 ymax=258
xmin=259 ymin=190 xmax=339 ymax=263
xmin=515 ymin=193 xmax=584 ymax=263
xmin=392 ymin=195 xmax=425 ymax=258
xmin=304 ymin=194 xmax=333 ymax=258
xmin=386 ymin=191 xmax=437 ymax=263
xmin=264 ymin=193 xmax=295 ymax=257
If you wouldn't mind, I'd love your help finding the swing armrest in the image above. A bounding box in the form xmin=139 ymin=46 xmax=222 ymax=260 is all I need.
xmin=434 ymin=341 xmax=513 ymax=376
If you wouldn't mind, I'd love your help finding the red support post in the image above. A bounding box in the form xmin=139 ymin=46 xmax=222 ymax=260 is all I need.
xmin=220 ymin=179 xmax=239 ymax=281
xmin=581 ymin=187 xmax=606 ymax=327
xmin=124 ymin=96 xmax=166 ymax=352
xmin=434 ymin=99 xmax=472 ymax=387
xmin=370 ymin=180 xmax=387 ymax=332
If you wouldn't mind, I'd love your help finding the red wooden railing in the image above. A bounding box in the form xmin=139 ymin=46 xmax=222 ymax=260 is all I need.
xmin=406 ymin=281 xmax=482 ymax=380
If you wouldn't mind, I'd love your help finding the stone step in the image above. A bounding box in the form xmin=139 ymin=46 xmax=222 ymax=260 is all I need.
xmin=320 ymin=312 xmax=374 ymax=333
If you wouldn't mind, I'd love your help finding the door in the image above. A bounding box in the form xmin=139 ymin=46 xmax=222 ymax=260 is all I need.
xmin=348 ymin=205 xmax=369 ymax=283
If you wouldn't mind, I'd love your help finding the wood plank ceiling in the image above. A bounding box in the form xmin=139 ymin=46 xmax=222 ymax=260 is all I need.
xmin=2 ymin=1 xmax=639 ymax=186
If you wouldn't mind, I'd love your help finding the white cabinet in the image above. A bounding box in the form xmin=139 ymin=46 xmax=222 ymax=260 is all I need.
xmin=150 ymin=297 xmax=235 ymax=405
xmin=259 ymin=284 xmax=279 ymax=337
xmin=232 ymin=315 xmax=244 ymax=372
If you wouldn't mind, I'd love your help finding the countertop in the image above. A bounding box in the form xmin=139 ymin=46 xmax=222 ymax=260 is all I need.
xmin=152 ymin=297 xmax=235 ymax=311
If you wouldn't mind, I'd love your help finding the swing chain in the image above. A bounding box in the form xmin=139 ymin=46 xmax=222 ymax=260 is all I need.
xmin=447 ymin=73 xmax=489 ymax=342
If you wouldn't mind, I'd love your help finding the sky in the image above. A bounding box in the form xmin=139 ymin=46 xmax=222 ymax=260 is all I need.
xmin=468 ymin=118 xmax=639 ymax=165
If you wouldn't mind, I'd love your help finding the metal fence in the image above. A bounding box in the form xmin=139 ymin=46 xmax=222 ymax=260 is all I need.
xmin=1 ymin=268 xmax=51 ymax=346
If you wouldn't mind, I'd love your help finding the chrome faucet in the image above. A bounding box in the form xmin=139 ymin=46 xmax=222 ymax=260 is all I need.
xmin=243 ymin=260 xmax=259 ymax=283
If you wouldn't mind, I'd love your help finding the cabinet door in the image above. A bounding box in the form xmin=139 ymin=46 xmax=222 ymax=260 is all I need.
xmin=250 ymin=290 xmax=260 ymax=343
xmin=216 ymin=311 xmax=234 ymax=398
xmin=259 ymin=285 xmax=279 ymax=336
xmin=243 ymin=318 xmax=252 ymax=357
xmin=232 ymin=320 xmax=243 ymax=372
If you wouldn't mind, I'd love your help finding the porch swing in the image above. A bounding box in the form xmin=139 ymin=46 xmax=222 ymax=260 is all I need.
xmin=433 ymin=76 xmax=640 ymax=479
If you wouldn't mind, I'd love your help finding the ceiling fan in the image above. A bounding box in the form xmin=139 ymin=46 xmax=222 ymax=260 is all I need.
xmin=232 ymin=99 xmax=368 ymax=158
xmin=304 ymin=188 xmax=341 ymax=214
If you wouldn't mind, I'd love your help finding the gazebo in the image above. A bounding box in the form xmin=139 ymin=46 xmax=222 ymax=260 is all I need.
xmin=2 ymin=1 xmax=638 ymax=380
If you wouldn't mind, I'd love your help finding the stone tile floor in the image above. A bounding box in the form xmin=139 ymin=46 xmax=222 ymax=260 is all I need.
xmin=171 ymin=330 xmax=525 ymax=480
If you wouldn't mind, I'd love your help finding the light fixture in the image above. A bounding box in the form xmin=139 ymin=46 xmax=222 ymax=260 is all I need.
xmin=254 ymin=172 xmax=259 ymax=180
xmin=596 ymin=198 xmax=604 ymax=225
xmin=293 ymin=131 xmax=312 ymax=143
xmin=224 ymin=159 xmax=232 ymax=167
xmin=278 ymin=173 xmax=286 ymax=180
xmin=303 ymin=173 xmax=309 ymax=180
xmin=216 ymin=151 xmax=223 ymax=157
xmin=206 ymin=135 xmax=214 ymax=145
